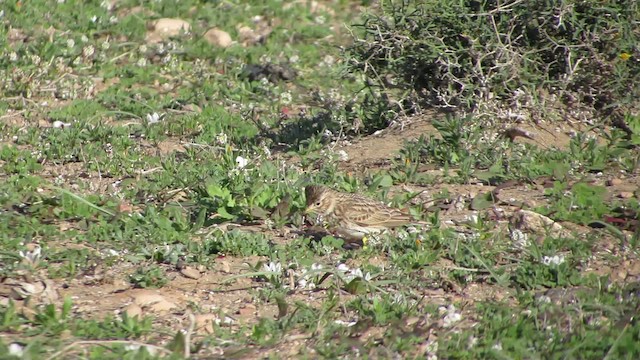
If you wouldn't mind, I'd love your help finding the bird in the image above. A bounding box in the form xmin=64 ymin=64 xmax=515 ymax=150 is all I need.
xmin=304 ymin=185 xmax=426 ymax=240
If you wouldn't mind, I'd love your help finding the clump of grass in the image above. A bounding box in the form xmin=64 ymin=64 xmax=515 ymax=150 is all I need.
xmin=348 ymin=0 xmax=640 ymax=128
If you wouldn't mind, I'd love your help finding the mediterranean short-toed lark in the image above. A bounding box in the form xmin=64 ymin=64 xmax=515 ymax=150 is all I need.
xmin=304 ymin=185 xmax=425 ymax=240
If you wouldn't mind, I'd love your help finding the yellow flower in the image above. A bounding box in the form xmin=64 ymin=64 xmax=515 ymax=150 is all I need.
xmin=620 ymin=52 xmax=631 ymax=61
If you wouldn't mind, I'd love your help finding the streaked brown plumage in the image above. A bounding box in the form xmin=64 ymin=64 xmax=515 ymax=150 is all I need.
xmin=305 ymin=185 xmax=423 ymax=240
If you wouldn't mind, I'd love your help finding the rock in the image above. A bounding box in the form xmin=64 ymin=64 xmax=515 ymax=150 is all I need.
xmin=194 ymin=313 xmax=218 ymax=334
xmin=147 ymin=18 xmax=191 ymax=43
xmin=149 ymin=299 xmax=177 ymax=313
xmin=123 ymin=303 xmax=143 ymax=318
xmin=180 ymin=266 xmax=201 ymax=280
xmin=204 ymin=28 xmax=233 ymax=48
xmin=133 ymin=291 xmax=166 ymax=307
xmin=607 ymin=178 xmax=623 ymax=186
xmin=510 ymin=209 xmax=567 ymax=238
xmin=618 ymin=191 xmax=634 ymax=199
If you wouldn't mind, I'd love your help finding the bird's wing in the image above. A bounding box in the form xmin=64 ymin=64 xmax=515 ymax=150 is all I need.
xmin=343 ymin=199 xmax=412 ymax=228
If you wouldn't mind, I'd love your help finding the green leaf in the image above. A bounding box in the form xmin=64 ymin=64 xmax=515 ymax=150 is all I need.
xmin=217 ymin=207 xmax=235 ymax=220
xmin=344 ymin=277 xmax=367 ymax=295
xmin=470 ymin=192 xmax=496 ymax=210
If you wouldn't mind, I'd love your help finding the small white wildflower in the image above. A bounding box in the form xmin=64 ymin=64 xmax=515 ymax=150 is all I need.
xmin=334 ymin=320 xmax=357 ymax=327
xmin=289 ymin=55 xmax=299 ymax=63
xmin=146 ymin=112 xmax=161 ymax=124
xmin=235 ymin=156 xmax=249 ymax=169
xmin=541 ymin=255 xmax=565 ymax=266
xmin=350 ymin=268 xmax=364 ymax=278
xmin=52 ymin=121 xmax=71 ymax=128
xmin=509 ymin=229 xmax=529 ymax=249
xmin=464 ymin=214 xmax=479 ymax=224
xmin=9 ymin=52 xmax=18 ymax=62
xmin=214 ymin=316 xmax=235 ymax=325
xmin=8 ymin=343 xmax=24 ymax=357
xmin=83 ymin=45 xmax=95 ymax=58
xmin=19 ymin=245 xmax=42 ymax=265
xmin=263 ymin=261 xmax=282 ymax=273
xmin=0 ymin=10 xmax=5 ymax=19
xmin=136 ymin=58 xmax=147 ymax=67
xmin=109 ymin=16 xmax=118 ymax=24
xmin=322 ymin=129 xmax=333 ymax=139
xmin=467 ymin=336 xmax=478 ymax=349
xmin=91 ymin=15 xmax=98 ymax=23
xmin=101 ymin=41 xmax=110 ymax=50
xmin=31 ymin=54 xmax=41 ymax=65
xmin=81 ymin=35 xmax=89 ymax=43
xmin=138 ymin=45 xmax=147 ymax=53
xmin=261 ymin=145 xmax=271 ymax=158
xmin=492 ymin=342 xmax=503 ymax=351
xmin=311 ymin=263 xmax=323 ymax=271
xmin=215 ymin=132 xmax=228 ymax=145
xmin=67 ymin=39 xmax=75 ymax=48
xmin=442 ymin=306 xmax=462 ymax=328
xmin=57 ymin=0 xmax=65 ymax=3
xmin=314 ymin=16 xmax=326 ymax=24
xmin=336 ymin=149 xmax=349 ymax=162
xmin=336 ymin=263 xmax=350 ymax=272
xmin=322 ymin=54 xmax=335 ymax=66
xmin=280 ymin=91 xmax=292 ymax=104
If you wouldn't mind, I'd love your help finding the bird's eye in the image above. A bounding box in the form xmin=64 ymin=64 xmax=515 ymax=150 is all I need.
xmin=315 ymin=201 xmax=321 ymax=206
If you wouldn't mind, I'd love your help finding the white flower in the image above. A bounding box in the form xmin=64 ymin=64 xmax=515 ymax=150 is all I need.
xmin=464 ymin=214 xmax=479 ymax=225
xmin=509 ymin=229 xmax=529 ymax=249
xmin=337 ymin=263 xmax=350 ymax=272
xmin=215 ymin=132 xmax=228 ymax=145
xmin=9 ymin=52 xmax=18 ymax=62
xmin=440 ymin=304 xmax=462 ymax=328
xmin=146 ymin=112 xmax=162 ymax=124
xmin=83 ymin=45 xmax=95 ymax=58
xmin=235 ymin=156 xmax=249 ymax=169
xmin=334 ymin=319 xmax=357 ymax=327
xmin=67 ymin=39 xmax=75 ymax=48
xmin=136 ymin=58 xmax=147 ymax=67
xmin=262 ymin=145 xmax=271 ymax=158
xmin=263 ymin=261 xmax=282 ymax=273
xmin=311 ymin=263 xmax=323 ymax=271
xmin=280 ymin=91 xmax=292 ymax=104
xmin=8 ymin=343 xmax=23 ymax=357
xmin=541 ymin=255 xmax=565 ymax=266
xmin=19 ymin=245 xmax=42 ymax=265
xmin=336 ymin=150 xmax=349 ymax=162
xmin=52 ymin=121 xmax=71 ymax=128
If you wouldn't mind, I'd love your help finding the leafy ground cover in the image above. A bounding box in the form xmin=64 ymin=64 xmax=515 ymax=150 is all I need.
xmin=1 ymin=0 xmax=639 ymax=359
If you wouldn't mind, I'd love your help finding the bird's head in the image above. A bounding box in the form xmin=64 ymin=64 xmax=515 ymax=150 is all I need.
xmin=304 ymin=185 xmax=333 ymax=215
